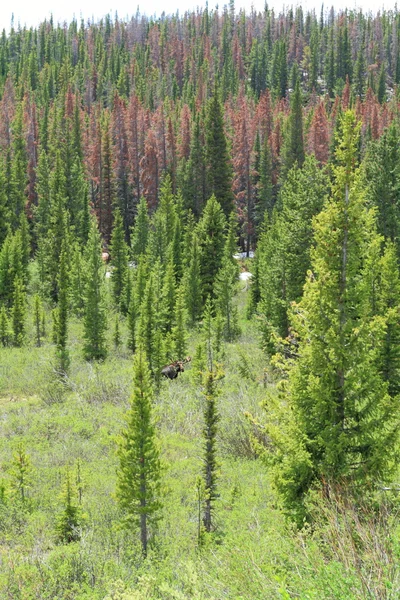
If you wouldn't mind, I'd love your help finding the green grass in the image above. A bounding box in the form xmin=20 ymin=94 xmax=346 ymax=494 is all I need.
xmin=0 ymin=285 xmax=399 ymax=599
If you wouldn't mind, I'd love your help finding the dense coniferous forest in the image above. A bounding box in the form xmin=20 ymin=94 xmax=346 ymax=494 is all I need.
xmin=1 ymin=4 xmax=400 ymax=598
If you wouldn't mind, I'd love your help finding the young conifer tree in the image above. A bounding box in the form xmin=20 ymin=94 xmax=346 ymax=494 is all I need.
xmin=12 ymin=276 xmax=26 ymax=347
xmin=10 ymin=444 xmax=31 ymax=505
xmin=55 ymin=238 xmax=70 ymax=374
xmin=197 ymin=195 xmax=226 ymax=301
xmin=56 ymin=470 xmax=82 ymax=543
xmin=183 ymin=232 xmax=202 ymax=325
xmin=131 ymin=196 xmax=150 ymax=262
xmin=117 ymin=347 xmax=162 ymax=556
xmin=173 ymin=286 xmax=188 ymax=359
xmin=0 ymin=305 xmax=10 ymax=347
xmin=214 ymin=255 xmax=240 ymax=342
xmin=33 ymin=295 xmax=42 ymax=347
xmin=264 ymin=111 xmax=400 ymax=522
xmin=202 ymin=371 xmax=220 ymax=534
xmin=83 ymin=219 xmax=108 ymax=361
xmin=110 ymin=209 xmax=129 ymax=313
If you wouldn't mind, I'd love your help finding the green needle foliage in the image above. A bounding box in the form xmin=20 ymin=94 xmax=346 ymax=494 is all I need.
xmin=54 ymin=238 xmax=70 ymax=374
xmin=0 ymin=305 xmax=10 ymax=347
xmin=263 ymin=111 xmax=400 ymax=523
xmin=12 ymin=276 xmax=26 ymax=347
xmin=83 ymin=220 xmax=108 ymax=361
xmin=117 ymin=347 xmax=162 ymax=556
xmin=56 ymin=470 xmax=83 ymax=543
xmin=33 ymin=295 xmax=43 ymax=347
xmin=110 ymin=209 xmax=129 ymax=314
xmin=202 ymin=371 xmax=220 ymax=535
xmin=9 ymin=444 xmax=32 ymax=506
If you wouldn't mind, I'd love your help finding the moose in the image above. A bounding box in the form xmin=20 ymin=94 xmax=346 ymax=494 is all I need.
xmin=161 ymin=356 xmax=191 ymax=380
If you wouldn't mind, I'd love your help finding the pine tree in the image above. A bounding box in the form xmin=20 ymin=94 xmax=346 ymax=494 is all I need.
xmin=257 ymin=132 xmax=274 ymax=222
xmin=131 ymin=196 xmax=150 ymax=261
xmin=215 ymin=256 xmax=240 ymax=342
xmin=127 ymin=285 xmax=137 ymax=353
xmin=33 ymin=294 xmax=42 ymax=347
xmin=162 ymin=253 xmax=176 ymax=334
xmin=0 ymin=161 xmax=10 ymax=247
xmin=281 ymin=77 xmax=305 ymax=178
xmin=197 ymin=195 xmax=226 ymax=301
xmin=202 ymin=371 xmax=220 ymax=534
xmin=137 ymin=273 xmax=156 ymax=369
xmin=117 ymin=347 xmax=162 ymax=556
xmin=0 ymin=305 xmax=10 ymax=347
xmin=110 ymin=209 xmax=129 ymax=313
xmin=377 ymin=242 xmax=400 ymax=398
xmin=183 ymin=232 xmax=202 ymax=325
xmin=56 ymin=470 xmax=82 ymax=543
xmin=114 ymin=314 xmax=122 ymax=349
xmin=12 ymin=276 xmax=26 ymax=347
xmin=363 ymin=122 xmax=400 ymax=257
xmin=9 ymin=103 xmax=28 ymax=228
xmin=9 ymin=444 xmax=31 ymax=505
xmin=205 ymin=87 xmax=234 ymax=216
xmin=83 ymin=219 xmax=107 ymax=361
xmin=202 ymin=297 xmax=216 ymax=372
xmin=69 ymin=243 xmax=85 ymax=316
xmin=263 ymin=112 xmax=400 ymax=521
xmin=181 ymin=115 xmax=207 ymax=217
xmin=54 ymin=238 xmax=70 ymax=374
xmin=173 ymin=286 xmax=187 ymax=359
xmin=259 ymin=156 xmax=327 ymax=339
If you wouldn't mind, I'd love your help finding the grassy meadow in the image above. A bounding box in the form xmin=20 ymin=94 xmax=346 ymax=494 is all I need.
xmin=0 ymin=271 xmax=399 ymax=600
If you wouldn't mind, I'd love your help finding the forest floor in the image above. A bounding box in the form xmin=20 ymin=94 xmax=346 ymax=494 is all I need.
xmin=0 ymin=273 xmax=399 ymax=599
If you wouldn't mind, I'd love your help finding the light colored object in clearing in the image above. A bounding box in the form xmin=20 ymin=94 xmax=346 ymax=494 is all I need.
xmin=239 ymin=271 xmax=253 ymax=291
xmin=233 ymin=251 xmax=255 ymax=259
xmin=239 ymin=272 xmax=253 ymax=281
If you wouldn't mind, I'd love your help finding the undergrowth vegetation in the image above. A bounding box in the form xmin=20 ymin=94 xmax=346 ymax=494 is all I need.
xmin=0 ymin=278 xmax=399 ymax=599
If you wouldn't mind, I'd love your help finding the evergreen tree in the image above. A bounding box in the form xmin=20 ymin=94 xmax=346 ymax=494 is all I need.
xmin=127 ymin=284 xmax=137 ymax=353
xmin=259 ymin=156 xmax=327 ymax=339
xmin=114 ymin=314 xmax=122 ymax=349
xmin=0 ymin=305 xmax=10 ymax=347
xmin=0 ymin=161 xmax=10 ymax=247
xmin=137 ymin=273 xmax=156 ymax=369
xmin=9 ymin=103 xmax=28 ymax=228
xmin=110 ymin=209 xmax=129 ymax=313
xmin=9 ymin=444 xmax=31 ymax=505
xmin=12 ymin=276 xmax=26 ymax=347
xmin=183 ymin=232 xmax=202 ymax=325
xmin=131 ymin=197 xmax=150 ymax=262
xmin=56 ymin=470 xmax=82 ymax=543
xmin=83 ymin=219 xmax=107 ymax=360
xmin=69 ymin=243 xmax=85 ymax=316
xmin=214 ymin=255 xmax=240 ymax=342
xmin=117 ymin=347 xmax=162 ymax=556
xmin=281 ymin=77 xmax=305 ymax=178
xmin=205 ymin=88 xmax=234 ymax=216
xmin=172 ymin=286 xmax=187 ymax=358
xmin=377 ymin=242 xmax=400 ymax=398
xmin=181 ymin=115 xmax=207 ymax=217
xmin=162 ymin=254 xmax=176 ymax=334
xmin=257 ymin=132 xmax=274 ymax=221
xmin=202 ymin=371 xmax=220 ymax=534
xmin=363 ymin=122 xmax=400 ymax=257
xmin=54 ymin=238 xmax=70 ymax=374
xmin=197 ymin=195 xmax=226 ymax=301
xmin=263 ymin=112 xmax=400 ymax=521
xmin=33 ymin=294 xmax=42 ymax=347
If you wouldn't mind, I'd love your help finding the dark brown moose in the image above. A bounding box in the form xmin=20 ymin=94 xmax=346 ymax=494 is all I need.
xmin=161 ymin=356 xmax=191 ymax=380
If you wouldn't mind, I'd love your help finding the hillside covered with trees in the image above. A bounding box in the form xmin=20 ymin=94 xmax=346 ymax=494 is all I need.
xmin=0 ymin=4 xmax=400 ymax=599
